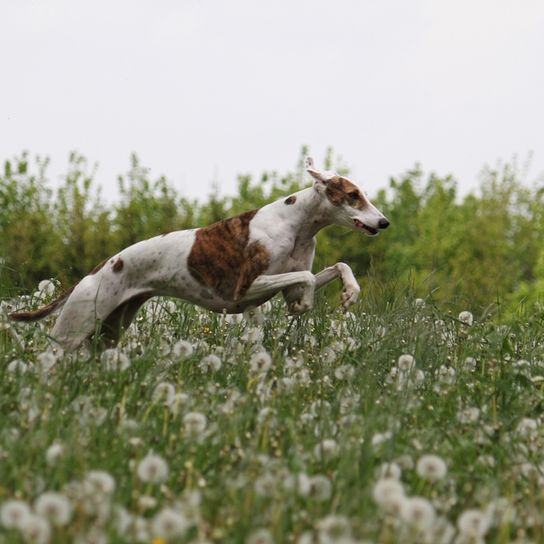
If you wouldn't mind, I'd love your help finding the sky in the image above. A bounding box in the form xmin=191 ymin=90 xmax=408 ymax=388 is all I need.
xmin=1 ymin=0 xmax=543 ymax=202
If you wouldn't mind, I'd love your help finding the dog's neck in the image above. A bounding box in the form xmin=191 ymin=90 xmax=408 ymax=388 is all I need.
xmin=283 ymin=187 xmax=334 ymax=240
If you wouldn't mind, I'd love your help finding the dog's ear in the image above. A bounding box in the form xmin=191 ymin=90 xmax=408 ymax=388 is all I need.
xmin=305 ymin=156 xmax=329 ymax=185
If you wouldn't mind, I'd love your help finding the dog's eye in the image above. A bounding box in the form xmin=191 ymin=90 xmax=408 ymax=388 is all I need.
xmin=348 ymin=191 xmax=359 ymax=200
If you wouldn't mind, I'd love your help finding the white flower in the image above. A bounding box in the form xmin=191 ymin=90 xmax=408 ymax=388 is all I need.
xmin=308 ymin=475 xmax=332 ymax=502
xmin=172 ymin=339 xmax=194 ymax=360
xmin=152 ymin=508 xmax=190 ymax=539
xmin=249 ymin=351 xmax=272 ymax=374
xmin=334 ymin=364 xmax=355 ymax=380
xmin=152 ymin=382 xmax=175 ymax=405
xmin=516 ymin=417 xmax=539 ymax=438
xmin=397 ymin=354 xmax=416 ymax=372
xmin=167 ymin=392 xmax=190 ymax=416
xmin=224 ymin=313 xmax=244 ymax=324
xmin=437 ymin=365 xmax=456 ymax=385
xmin=416 ymin=454 xmax=447 ymax=482
xmin=316 ymin=515 xmax=351 ymax=541
xmin=183 ymin=411 xmax=207 ymax=435
xmin=400 ymin=496 xmax=436 ymax=530
xmin=0 ymin=499 xmax=31 ymax=528
xmin=379 ymin=462 xmax=402 ymax=480
xmin=44 ymin=442 xmax=64 ymax=466
xmin=463 ymin=357 xmax=477 ymax=372
xmin=74 ymin=528 xmax=108 ymax=544
xmin=457 ymin=509 xmax=491 ymax=539
xmin=372 ymin=478 xmax=405 ymax=512
xmin=457 ymin=406 xmax=480 ymax=424
xmin=199 ymin=354 xmax=222 ymax=372
xmin=100 ymin=349 xmax=130 ymax=371
xmin=84 ymin=470 xmax=116 ymax=495
xmin=38 ymin=279 xmax=56 ymax=296
xmin=314 ymin=439 xmax=339 ymax=461
xmin=415 ymin=298 xmax=426 ymax=308
xmin=37 ymin=350 xmax=58 ymax=373
xmin=20 ymin=514 xmax=51 ymax=544
xmin=246 ymin=528 xmax=274 ymax=544
xmin=371 ymin=431 xmax=392 ymax=448
xmin=458 ymin=311 xmax=474 ymax=326
xmin=7 ymin=359 xmax=30 ymax=374
xmin=137 ymin=452 xmax=169 ymax=484
xmin=34 ymin=492 xmax=72 ymax=526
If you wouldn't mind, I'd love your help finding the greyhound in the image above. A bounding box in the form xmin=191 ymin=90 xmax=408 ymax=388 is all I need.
xmin=10 ymin=157 xmax=389 ymax=350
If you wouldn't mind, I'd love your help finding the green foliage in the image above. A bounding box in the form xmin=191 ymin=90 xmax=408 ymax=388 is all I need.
xmin=1 ymin=148 xmax=543 ymax=316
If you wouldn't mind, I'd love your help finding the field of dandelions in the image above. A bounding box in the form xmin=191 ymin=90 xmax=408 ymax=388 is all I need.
xmin=1 ymin=279 xmax=544 ymax=544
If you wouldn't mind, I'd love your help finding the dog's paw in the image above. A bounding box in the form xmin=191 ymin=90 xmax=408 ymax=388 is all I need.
xmin=289 ymin=299 xmax=313 ymax=315
xmin=341 ymin=284 xmax=360 ymax=309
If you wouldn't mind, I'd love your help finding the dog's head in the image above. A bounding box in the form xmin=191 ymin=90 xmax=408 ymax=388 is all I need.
xmin=305 ymin=157 xmax=389 ymax=236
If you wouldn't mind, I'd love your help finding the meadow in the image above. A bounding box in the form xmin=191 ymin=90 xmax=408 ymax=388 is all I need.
xmin=1 ymin=278 xmax=543 ymax=544
xmin=2 ymin=149 xmax=544 ymax=543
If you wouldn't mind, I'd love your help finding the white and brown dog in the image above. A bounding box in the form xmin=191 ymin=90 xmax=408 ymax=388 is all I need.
xmin=10 ymin=157 xmax=389 ymax=350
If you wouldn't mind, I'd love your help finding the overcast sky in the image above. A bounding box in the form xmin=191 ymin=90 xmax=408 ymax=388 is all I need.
xmin=1 ymin=0 xmax=543 ymax=202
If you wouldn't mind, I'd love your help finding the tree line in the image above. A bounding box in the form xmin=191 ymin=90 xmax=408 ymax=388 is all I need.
xmin=2 ymin=147 xmax=543 ymax=319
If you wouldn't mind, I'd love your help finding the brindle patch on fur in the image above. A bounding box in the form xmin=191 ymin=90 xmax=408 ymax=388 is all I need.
xmin=284 ymin=195 xmax=297 ymax=205
xmin=112 ymin=258 xmax=124 ymax=273
xmin=325 ymin=176 xmax=368 ymax=210
xmin=188 ymin=210 xmax=270 ymax=300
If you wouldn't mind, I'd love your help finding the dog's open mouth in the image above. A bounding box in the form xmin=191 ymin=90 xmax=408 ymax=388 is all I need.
xmin=354 ymin=219 xmax=378 ymax=236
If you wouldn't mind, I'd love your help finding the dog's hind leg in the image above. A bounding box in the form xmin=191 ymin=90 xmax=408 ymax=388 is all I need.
xmin=49 ymin=275 xmax=147 ymax=352
xmin=97 ymin=292 xmax=153 ymax=347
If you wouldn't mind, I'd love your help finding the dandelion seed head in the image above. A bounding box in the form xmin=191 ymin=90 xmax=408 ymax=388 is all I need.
xmin=458 ymin=311 xmax=474 ymax=326
xmin=0 ymin=499 xmax=31 ymax=529
xmin=457 ymin=509 xmax=491 ymax=538
xmin=19 ymin=514 xmax=51 ymax=544
xmin=84 ymin=470 xmax=116 ymax=495
xmin=34 ymin=492 xmax=72 ymax=526
xmin=246 ymin=528 xmax=274 ymax=544
xmin=314 ymin=439 xmax=339 ymax=461
xmin=152 ymin=382 xmax=175 ymax=405
xmin=416 ymin=454 xmax=447 ymax=482
xmin=400 ymin=496 xmax=436 ymax=530
xmin=397 ymin=354 xmax=416 ymax=371
xmin=199 ymin=354 xmax=222 ymax=372
xmin=183 ymin=411 xmax=207 ymax=435
xmin=152 ymin=508 xmax=190 ymax=539
xmin=372 ymin=478 xmax=405 ymax=512
xmin=249 ymin=351 xmax=272 ymax=374
xmin=172 ymin=339 xmax=194 ymax=359
xmin=137 ymin=452 xmax=169 ymax=484
xmin=308 ymin=475 xmax=332 ymax=502
xmin=457 ymin=406 xmax=481 ymax=424
xmin=100 ymin=348 xmax=130 ymax=371
xmin=38 ymin=279 xmax=56 ymax=296
xmin=7 ymin=359 xmax=30 ymax=374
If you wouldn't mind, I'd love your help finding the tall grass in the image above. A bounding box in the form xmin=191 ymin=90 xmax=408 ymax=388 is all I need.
xmin=0 ymin=281 xmax=542 ymax=542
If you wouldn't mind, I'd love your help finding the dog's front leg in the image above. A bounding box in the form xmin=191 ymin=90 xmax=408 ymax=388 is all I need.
xmin=243 ymin=271 xmax=316 ymax=314
xmin=314 ymin=262 xmax=361 ymax=309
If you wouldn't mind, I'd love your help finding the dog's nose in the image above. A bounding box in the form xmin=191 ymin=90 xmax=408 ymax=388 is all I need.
xmin=378 ymin=218 xmax=390 ymax=229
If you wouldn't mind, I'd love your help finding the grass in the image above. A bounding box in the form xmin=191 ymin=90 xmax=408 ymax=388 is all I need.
xmin=1 ymin=282 xmax=544 ymax=543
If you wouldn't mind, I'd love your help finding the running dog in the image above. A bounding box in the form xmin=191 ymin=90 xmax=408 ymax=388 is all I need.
xmin=10 ymin=157 xmax=389 ymax=350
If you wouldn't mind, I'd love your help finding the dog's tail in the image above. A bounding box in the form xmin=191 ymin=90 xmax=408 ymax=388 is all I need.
xmin=9 ymin=286 xmax=75 ymax=322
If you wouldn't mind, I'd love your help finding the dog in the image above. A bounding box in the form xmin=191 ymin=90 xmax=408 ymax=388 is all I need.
xmin=9 ymin=157 xmax=389 ymax=350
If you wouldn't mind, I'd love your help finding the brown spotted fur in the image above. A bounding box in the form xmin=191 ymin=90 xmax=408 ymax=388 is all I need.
xmin=284 ymin=195 xmax=297 ymax=205
xmin=112 ymin=258 xmax=124 ymax=273
xmin=325 ymin=176 xmax=368 ymax=210
xmin=187 ymin=210 xmax=270 ymax=300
